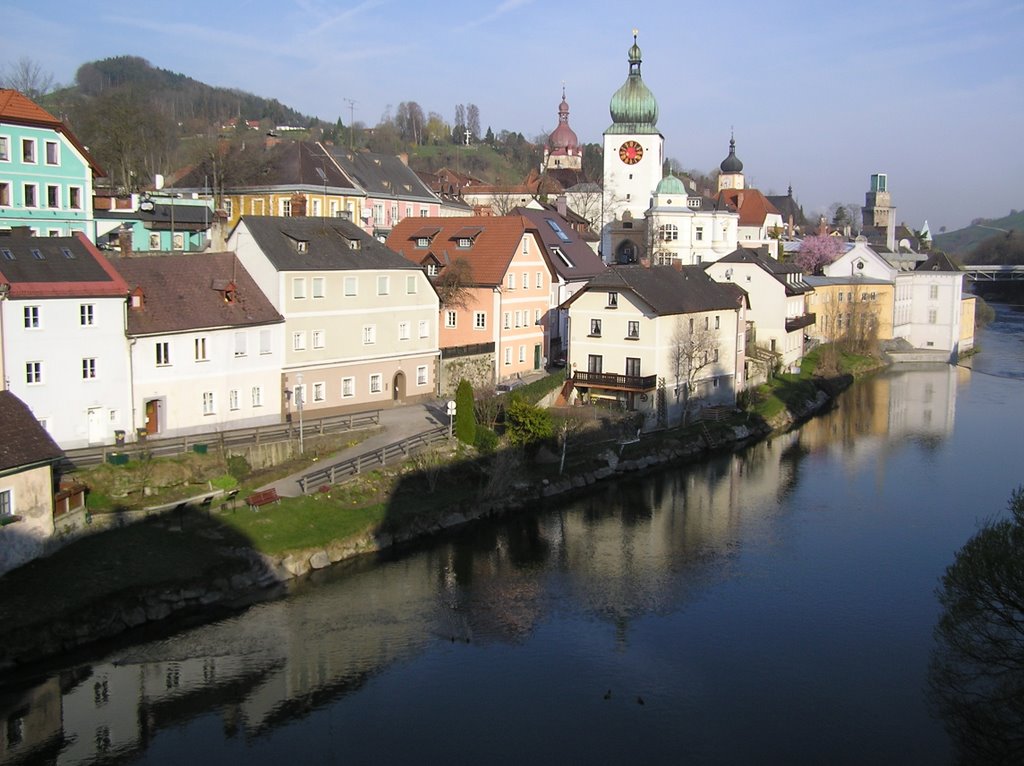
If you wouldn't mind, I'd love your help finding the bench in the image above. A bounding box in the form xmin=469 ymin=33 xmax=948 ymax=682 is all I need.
xmin=246 ymin=488 xmax=281 ymax=511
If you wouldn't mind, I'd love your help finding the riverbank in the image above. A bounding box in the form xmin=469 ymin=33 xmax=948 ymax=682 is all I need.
xmin=0 ymin=362 xmax=866 ymax=670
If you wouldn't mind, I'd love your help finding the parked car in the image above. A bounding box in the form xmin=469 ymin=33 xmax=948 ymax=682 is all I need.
xmin=496 ymin=378 xmax=526 ymax=393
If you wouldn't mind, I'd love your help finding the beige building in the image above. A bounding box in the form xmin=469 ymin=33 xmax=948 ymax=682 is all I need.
xmin=230 ymin=216 xmax=440 ymax=417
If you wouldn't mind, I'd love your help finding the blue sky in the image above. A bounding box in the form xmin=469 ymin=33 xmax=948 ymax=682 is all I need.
xmin=6 ymin=0 xmax=1023 ymax=231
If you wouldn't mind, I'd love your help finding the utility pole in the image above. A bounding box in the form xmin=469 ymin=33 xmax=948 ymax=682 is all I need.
xmin=344 ymin=98 xmax=357 ymax=150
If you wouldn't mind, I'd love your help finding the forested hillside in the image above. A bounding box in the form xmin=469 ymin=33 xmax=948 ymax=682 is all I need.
xmin=932 ymin=209 xmax=1024 ymax=256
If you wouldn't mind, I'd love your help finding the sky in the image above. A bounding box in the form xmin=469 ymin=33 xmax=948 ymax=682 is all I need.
xmin=5 ymin=0 xmax=1023 ymax=232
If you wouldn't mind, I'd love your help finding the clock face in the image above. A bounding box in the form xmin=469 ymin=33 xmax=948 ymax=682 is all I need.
xmin=619 ymin=140 xmax=644 ymax=165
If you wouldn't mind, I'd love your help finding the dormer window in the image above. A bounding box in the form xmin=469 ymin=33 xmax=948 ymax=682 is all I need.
xmin=295 ymin=240 xmax=308 ymax=253
xmin=458 ymin=237 xmax=472 ymax=248
xmin=349 ymin=239 xmax=361 ymax=250
xmin=417 ymin=237 xmax=430 ymax=248
xmin=426 ymin=263 xmax=439 ymax=276
xmin=607 ymin=291 xmax=618 ymax=308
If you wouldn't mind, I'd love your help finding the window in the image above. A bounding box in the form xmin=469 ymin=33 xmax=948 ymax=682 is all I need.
xmin=504 ymin=347 xmax=512 ymax=365
xmin=370 ymin=373 xmax=382 ymax=393
xmin=695 ymin=226 xmax=704 ymax=241
xmin=0 ymin=136 xmax=8 ymax=162
xmin=45 ymin=140 xmax=59 ymax=165
xmin=398 ymin=321 xmax=410 ymax=340
xmin=515 ymin=311 xmax=522 ymax=328
xmin=659 ymin=224 xmax=678 ymax=241
xmin=587 ymin=354 xmax=603 ymax=374
xmin=458 ymin=237 xmax=471 ymax=248
xmin=25 ymin=361 xmax=42 ymax=384
xmin=417 ymin=365 xmax=428 ymax=385
xmin=519 ymin=345 xmax=526 ymax=363
xmin=426 ymin=263 xmax=439 ymax=276
xmin=223 ymin=199 xmax=233 ymax=218
xmin=293 ymin=331 xmax=306 ymax=351
xmin=406 ymin=275 xmax=417 ymax=294
xmin=522 ymin=272 xmax=529 ymax=290
xmin=313 ymin=382 xmax=325 ymax=402
xmin=445 ymin=311 xmax=457 ymax=329
xmin=625 ymin=357 xmax=641 ymax=377
xmin=474 ymin=312 xmax=486 ymax=329
xmin=627 ymin=321 xmax=639 ymax=338
xmin=229 ymin=389 xmax=240 ymax=411
xmin=47 ymin=184 xmax=60 ymax=208
xmin=234 ymin=332 xmax=247 ymax=357
xmin=202 ymin=392 xmax=215 ymax=415
xmin=504 ymin=312 xmax=511 ymax=330
xmin=418 ymin=319 xmax=429 ymax=338
xmin=715 ymin=315 xmax=720 ymax=330
xmin=260 ymin=329 xmax=272 ymax=355
xmin=172 ymin=233 xmax=184 ymax=250
xmin=713 ymin=348 xmax=720 ymax=362
xmin=363 ymin=325 xmax=376 ymax=344
xmin=507 ymin=273 xmax=515 ymax=290
xmin=312 ymin=277 xmax=326 ymax=298
xmin=293 ymin=277 xmax=306 ymax=299
xmin=194 ymin=337 xmax=208 ymax=361
xmin=342 ymin=377 xmax=355 ymax=398
xmin=607 ymin=292 xmax=618 ymax=308
xmin=155 ymin=341 xmax=170 ymax=366
xmin=0 ymin=182 xmax=9 ymax=207
xmin=417 ymin=237 xmax=430 ymax=248
xmin=377 ymin=275 xmax=389 ymax=295
xmin=251 ymin=386 xmax=263 ymax=407
xmin=344 ymin=276 xmax=358 ymax=296
xmin=536 ymin=271 xmax=543 ymax=289
xmin=23 ymin=183 xmax=37 ymax=207
xmin=929 ymin=285 xmax=939 ymax=299
xmin=928 ymin=308 xmax=937 ymax=324
xmin=312 ymin=329 xmax=325 ymax=349
xmin=705 ymin=317 xmax=710 ymax=330
xmin=0 ymin=489 xmax=11 ymax=518
xmin=23 ymin=306 xmax=40 ymax=328
xmin=82 ymin=358 xmax=97 ymax=379
xmin=149 ymin=233 xmax=161 ymax=249
xmin=522 ymin=237 xmax=529 ymax=254
xmin=21 ymin=138 xmax=36 ymax=164
xmin=838 ymin=292 xmax=844 ymax=303
xmin=69 ymin=188 xmax=82 ymax=210
xmin=280 ymin=199 xmax=292 ymax=216
xmin=590 ymin=318 xmax=602 ymax=336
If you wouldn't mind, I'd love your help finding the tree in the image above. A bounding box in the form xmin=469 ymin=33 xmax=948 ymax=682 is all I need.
xmin=484 ymin=126 xmax=495 ymax=145
xmin=454 ymin=379 xmax=476 ymax=444
xmin=504 ymin=398 xmax=553 ymax=447
xmin=1 ymin=57 xmax=56 ymax=101
xmin=794 ymin=234 xmax=843 ymax=275
xmin=466 ymin=103 xmax=481 ymax=140
xmin=668 ymin=315 xmax=720 ymax=424
xmin=434 ymin=257 xmax=474 ymax=309
xmin=929 ymin=487 xmax=1024 ymax=764
xmin=424 ymin=112 xmax=449 ymax=145
xmin=395 ymin=101 xmax=425 ymax=145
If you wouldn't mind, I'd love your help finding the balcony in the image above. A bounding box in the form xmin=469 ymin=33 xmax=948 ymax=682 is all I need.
xmin=785 ymin=312 xmax=816 ymax=333
xmin=572 ymin=371 xmax=657 ymax=392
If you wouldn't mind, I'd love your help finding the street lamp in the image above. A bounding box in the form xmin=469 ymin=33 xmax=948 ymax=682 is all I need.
xmin=295 ymin=372 xmax=304 ymax=453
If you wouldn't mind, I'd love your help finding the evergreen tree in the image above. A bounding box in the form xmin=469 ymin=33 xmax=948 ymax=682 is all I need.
xmin=454 ymin=379 xmax=476 ymax=444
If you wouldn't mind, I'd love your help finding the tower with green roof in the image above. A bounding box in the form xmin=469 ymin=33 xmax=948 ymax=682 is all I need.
xmin=602 ymin=30 xmax=665 ymax=236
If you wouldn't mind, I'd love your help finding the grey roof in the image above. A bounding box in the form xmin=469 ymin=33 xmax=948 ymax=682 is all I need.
xmin=715 ymin=247 xmax=813 ymax=295
xmin=114 ymin=252 xmax=283 ymax=335
xmin=0 ymin=233 xmax=129 ymax=297
xmin=238 ymin=215 xmax=420 ymax=272
xmin=513 ymin=207 xmax=605 ymax=282
xmin=916 ymin=252 xmax=961 ymax=272
xmin=96 ymin=201 xmax=213 ymax=231
xmin=0 ymin=391 xmax=63 ymax=472
xmin=805 ymin=275 xmax=891 ymax=287
xmin=330 ymin=149 xmax=439 ymax=203
xmin=570 ymin=265 xmax=747 ymax=315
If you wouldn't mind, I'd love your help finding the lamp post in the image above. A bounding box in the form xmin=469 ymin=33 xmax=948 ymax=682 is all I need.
xmin=295 ymin=372 xmax=304 ymax=453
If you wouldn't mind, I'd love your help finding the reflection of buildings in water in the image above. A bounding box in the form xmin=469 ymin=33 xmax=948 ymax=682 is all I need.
xmin=799 ymin=365 xmax=957 ymax=467
xmin=0 ymin=676 xmax=62 ymax=763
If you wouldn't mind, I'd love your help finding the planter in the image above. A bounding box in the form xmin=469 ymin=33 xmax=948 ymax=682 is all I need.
xmin=107 ymin=453 xmax=129 ymax=466
xmin=193 ymin=444 xmax=208 ymax=455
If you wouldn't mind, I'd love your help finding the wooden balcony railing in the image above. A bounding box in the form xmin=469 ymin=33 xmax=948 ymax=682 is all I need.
xmin=572 ymin=371 xmax=657 ymax=392
xmin=786 ymin=313 xmax=816 ymax=333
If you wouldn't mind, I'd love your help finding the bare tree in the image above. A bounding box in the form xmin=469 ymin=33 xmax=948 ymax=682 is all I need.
xmin=1 ymin=57 xmax=56 ymax=101
xmin=668 ymin=315 xmax=720 ymax=424
xmin=466 ymin=103 xmax=481 ymax=140
xmin=490 ymin=189 xmax=520 ymax=216
xmin=817 ymin=283 xmax=882 ymax=371
xmin=434 ymin=257 xmax=474 ymax=309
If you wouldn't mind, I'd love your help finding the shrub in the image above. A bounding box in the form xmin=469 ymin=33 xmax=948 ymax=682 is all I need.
xmin=474 ymin=426 xmax=499 ymax=452
xmin=504 ymin=398 xmax=553 ymax=446
xmin=227 ymin=454 xmax=251 ymax=482
xmin=454 ymin=379 xmax=477 ymax=444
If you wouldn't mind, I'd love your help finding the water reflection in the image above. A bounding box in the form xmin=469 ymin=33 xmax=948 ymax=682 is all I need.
xmin=0 ymin=361 xmax=967 ymax=764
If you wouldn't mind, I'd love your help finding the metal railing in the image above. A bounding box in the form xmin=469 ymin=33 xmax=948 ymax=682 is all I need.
xmin=297 ymin=425 xmax=449 ymax=493
xmin=62 ymin=410 xmax=382 ymax=469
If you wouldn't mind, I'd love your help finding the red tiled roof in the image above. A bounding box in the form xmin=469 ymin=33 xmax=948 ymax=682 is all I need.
xmin=387 ymin=216 xmax=536 ymax=286
xmin=717 ymin=188 xmax=781 ymax=228
xmin=0 ymin=89 xmax=105 ymax=175
xmin=0 ymin=390 xmax=63 ymax=471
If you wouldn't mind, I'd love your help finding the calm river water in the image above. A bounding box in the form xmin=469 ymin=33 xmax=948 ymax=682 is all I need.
xmin=3 ymin=305 xmax=1023 ymax=765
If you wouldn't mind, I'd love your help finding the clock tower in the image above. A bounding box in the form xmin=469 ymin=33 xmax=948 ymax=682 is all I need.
xmin=602 ymin=30 xmax=664 ymax=233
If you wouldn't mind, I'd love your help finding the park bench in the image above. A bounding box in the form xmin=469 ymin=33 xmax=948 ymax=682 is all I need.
xmin=245 ymin=488 xmax=281 ymax=511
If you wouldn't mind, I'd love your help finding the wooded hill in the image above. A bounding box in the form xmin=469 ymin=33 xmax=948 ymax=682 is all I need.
xmin=933 ymin=209 xmax=1024 ymax=258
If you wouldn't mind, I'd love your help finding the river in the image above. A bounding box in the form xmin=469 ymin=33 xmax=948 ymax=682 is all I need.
xmin=2 ymin=304 xmax=1022 ymax=765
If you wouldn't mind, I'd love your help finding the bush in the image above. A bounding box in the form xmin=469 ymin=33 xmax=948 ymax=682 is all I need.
xmin=504 ymin=398 xmax=553 ymax=446
xmin=474 ymin=426 xmax=499 ymax=452
xmin=227 ymin=454 xmax=251 ymax=482
xmin=454 ymin=379 xmax=477 ymax=444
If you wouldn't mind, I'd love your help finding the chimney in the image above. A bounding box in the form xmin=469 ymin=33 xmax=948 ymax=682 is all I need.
xmin=639 ymin=255 xmax=651 ymax=269
xmin=556 ymin=194 xmax=567 ymax=218
xmin=291 ymin=193 xmax=307 ymax=217
xmin=672 ymin=260 xmax=682 ymax=271
xmin=210 ymin=209 xmax=229 ymax=251
xmin=118 ymin=227 xmax=133 ymax=257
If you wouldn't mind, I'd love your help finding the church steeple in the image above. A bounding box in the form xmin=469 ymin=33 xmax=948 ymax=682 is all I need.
xmin=718 ymin=132 xmax=745 ymax=191
xmin=607 ymin=29 xmax=659 ymax=134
